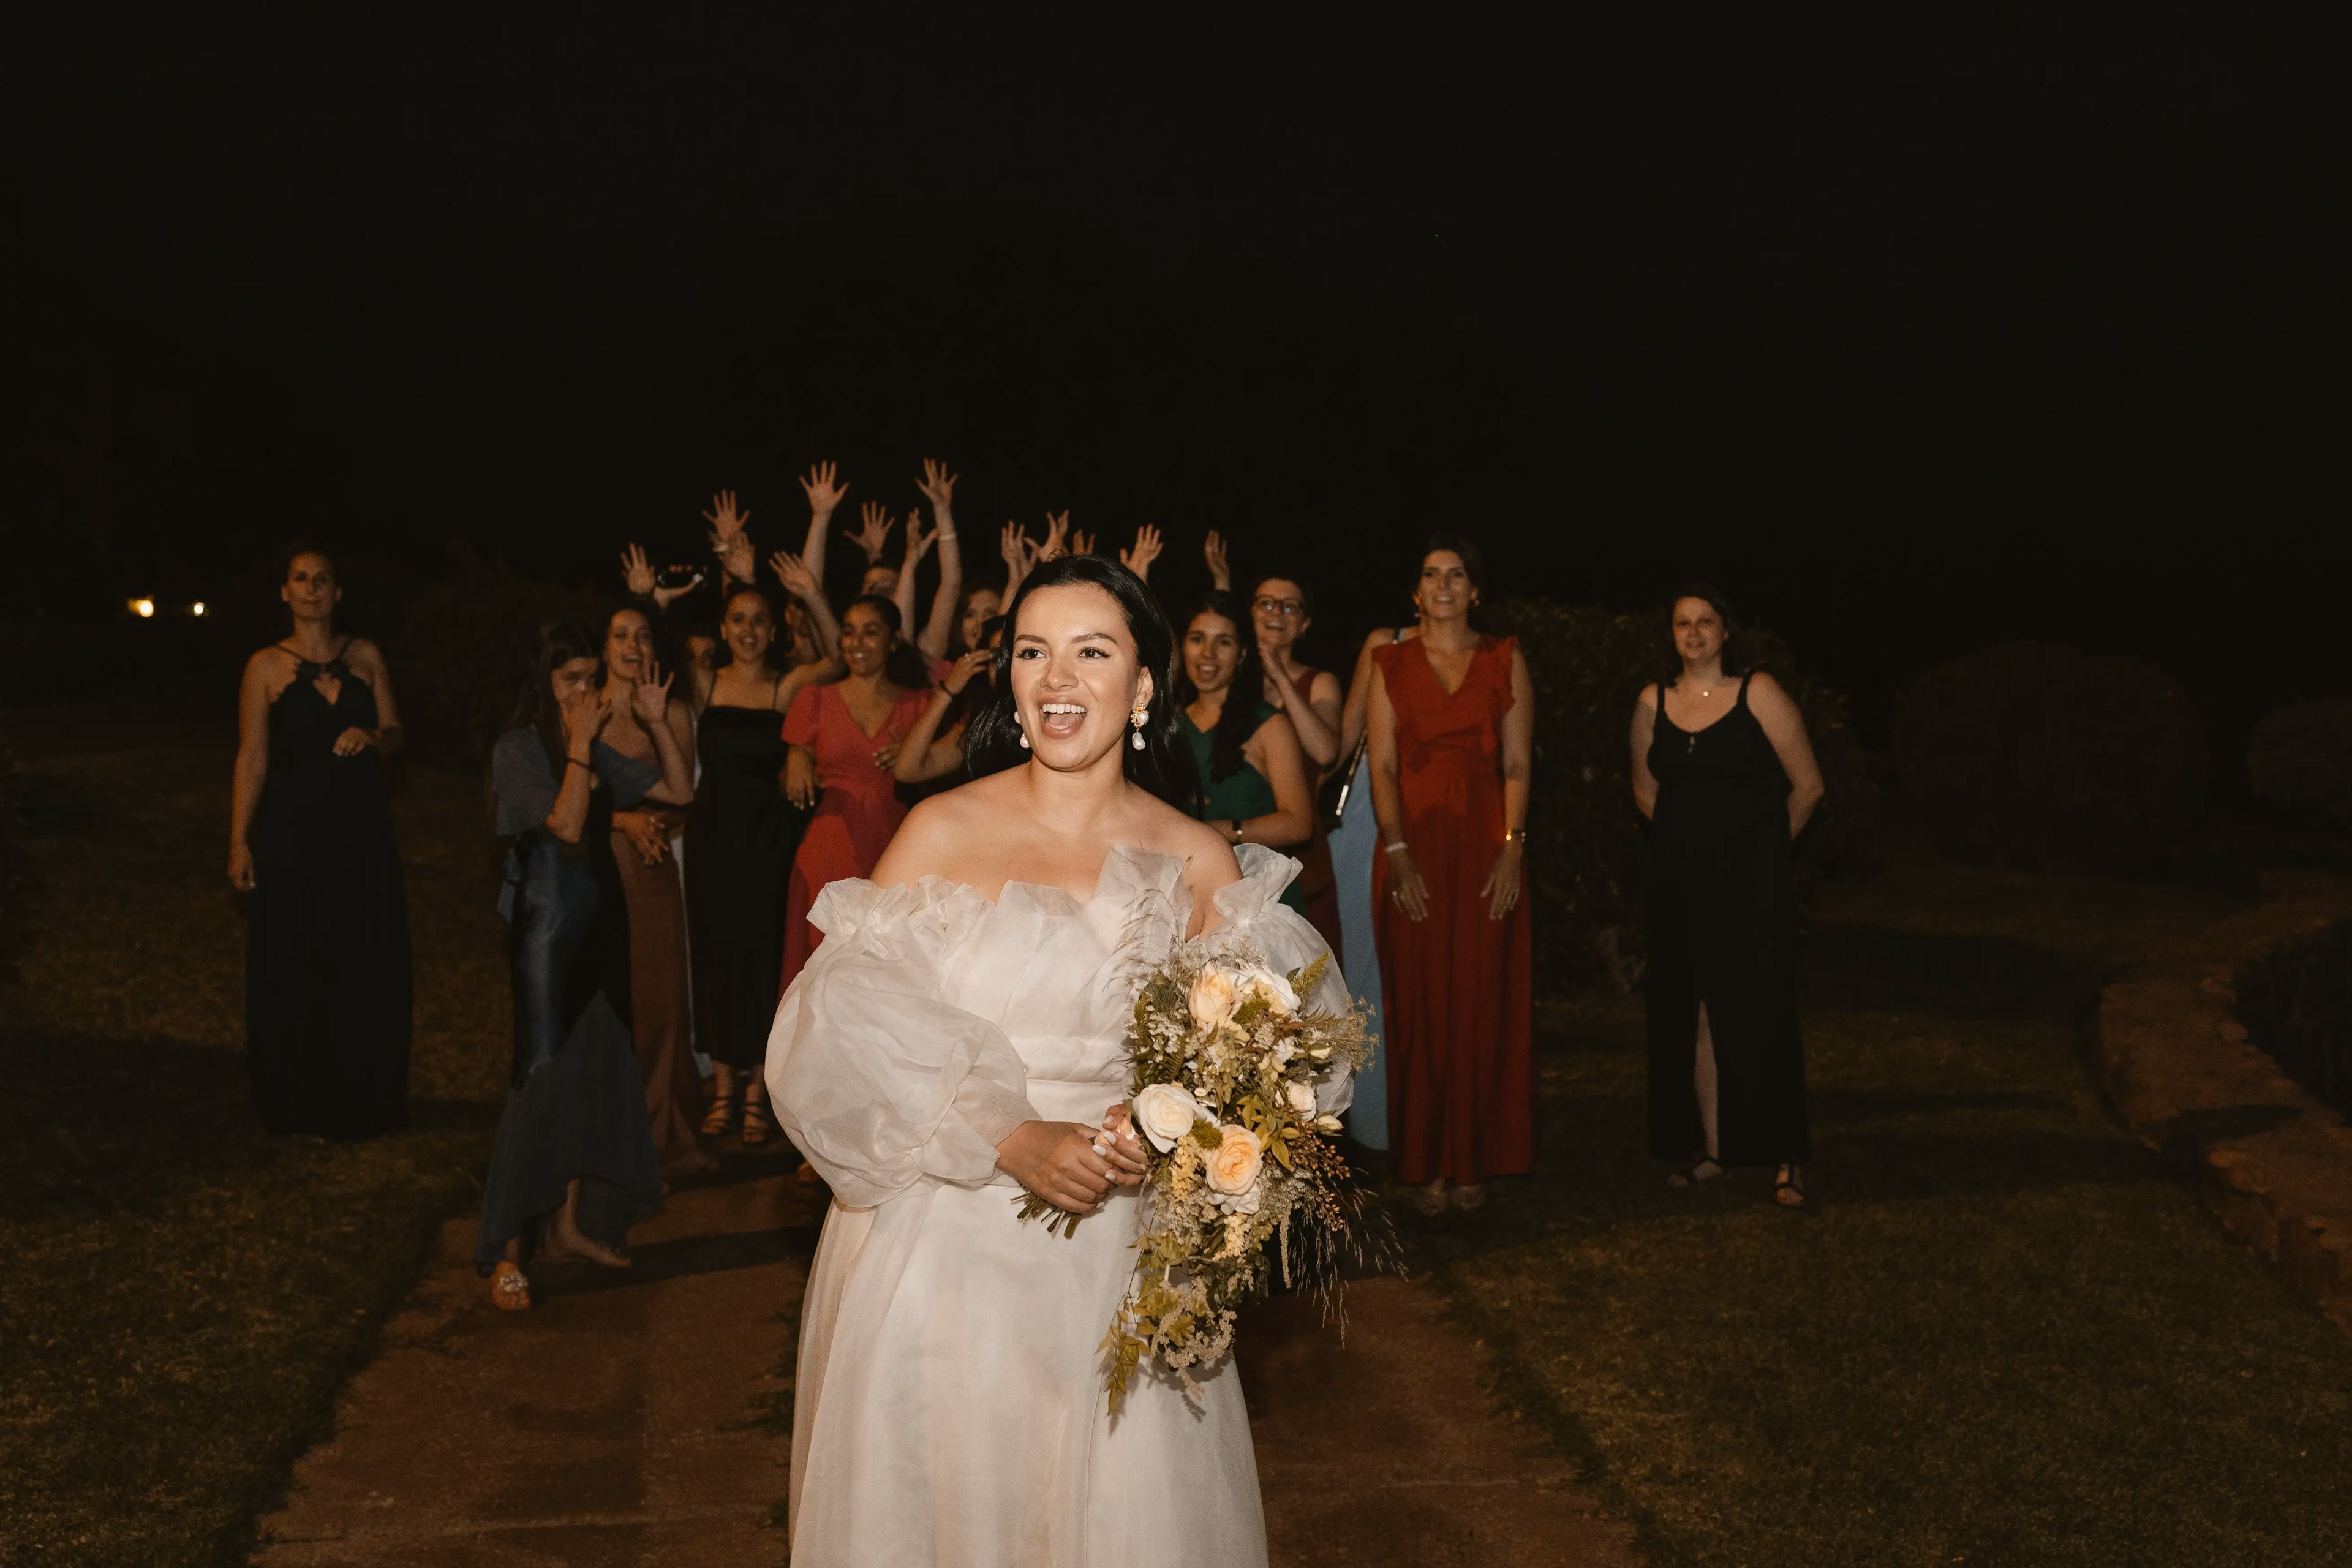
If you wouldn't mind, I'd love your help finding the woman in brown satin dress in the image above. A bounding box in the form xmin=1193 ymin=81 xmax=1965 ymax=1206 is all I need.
xmin=600 ymin=606 xmax=713 ymax=1178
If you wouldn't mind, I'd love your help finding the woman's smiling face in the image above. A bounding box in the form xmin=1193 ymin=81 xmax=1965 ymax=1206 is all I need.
xmin=1183 ymin=610 xmax=1242 ymax=699
xmin=1008 ymin=582 xmax=1150 ymax=767
xmin=605 ymin=609 xmax=654 ymax=682
xmin=840 ymin=602 xmax=893 ymax=677
xmin=722 ymin=592 xmax=774 ymax=666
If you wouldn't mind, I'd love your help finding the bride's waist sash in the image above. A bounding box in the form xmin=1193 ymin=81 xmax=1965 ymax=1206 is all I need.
xmin=1019 ymin=1072 xmax=1129 ymax=1125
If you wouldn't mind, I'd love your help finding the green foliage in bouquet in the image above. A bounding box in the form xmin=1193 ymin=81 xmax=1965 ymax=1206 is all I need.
xmin=1488 ymin=598 xmax=1879 ymax=992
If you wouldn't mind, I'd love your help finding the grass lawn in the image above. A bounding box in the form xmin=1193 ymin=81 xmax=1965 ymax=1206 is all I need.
xmin=1409 ymin=846 xmax=2352 ymax=1566
xmin=0 ymin=741 xmax=513 ymax=1568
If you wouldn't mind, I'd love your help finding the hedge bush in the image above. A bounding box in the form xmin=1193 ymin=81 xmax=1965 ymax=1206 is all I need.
xmin=1891 ymin=639 xmax=2206 ymax=872
xmin=2248 ymin=700 xmax=2352 ymax=831
xmin=1488 ymin=600 xmax=1879 ymax=992
xmin=393 ymin=545 xmax=612 ymax=766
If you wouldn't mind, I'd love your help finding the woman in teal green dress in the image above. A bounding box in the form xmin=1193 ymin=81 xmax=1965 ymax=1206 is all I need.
xmin=1174 ymin=590 xmax=1315 ymax=913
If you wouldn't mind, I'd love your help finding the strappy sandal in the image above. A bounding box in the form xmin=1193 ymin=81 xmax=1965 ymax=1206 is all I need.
xmin=699 ymin=1086 xmax=739 ymax=1139
xmin=739 ymin=1096 xmax=774 ymax=1148
xmin=1774 ymin=1164 xmax=1808 ymax=1208
xmin=1666 ymin=1158 xmax=1724 ymax=1189
xmin=490 ymin=1261 xmax=532 ymax=1311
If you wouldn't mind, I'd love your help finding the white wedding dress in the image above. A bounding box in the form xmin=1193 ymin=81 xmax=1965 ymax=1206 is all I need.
xmin=767 ymin=843 xmax=1351 ymax=1567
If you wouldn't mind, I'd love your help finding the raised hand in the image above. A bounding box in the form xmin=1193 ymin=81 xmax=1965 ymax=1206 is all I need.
xmin=850 ymin=502 xmax=897 ymax=561
xmin=769 ymin=549 xmax=820 ymax=602
xmin=703 ymin=489 xmax=749 ymax=541
xmin=915 ymin=458 xmax=957 ymax=511
xmin=1000 ymin=521 xmax=1035 ymax=573
xmin=629 ymin=655 xmax=674 ymax=725
xmin=713 ymin=528 xmax=755 ymax=584
xmin=903 ymin=515 xmax=939 ymax=567
xmin=1038 ymin=511 xmax=1071 ymax=562
xmin=620 ymin=543 xmax=657 ymax=597
xmin=942 ymin=647 xmax=992 ymax=695
xmin=1203 ymin=530 xmax=1232 ymax=592
xmin=1120 ymin=524 xmax=1164 ymax=581
xmin=561 ymin=684 xmax=614 ymax=753
xmin=1071 ymin=528 xmax=1096 ymax=557
xmin=800 ymin=460 xmax=848 ymax=517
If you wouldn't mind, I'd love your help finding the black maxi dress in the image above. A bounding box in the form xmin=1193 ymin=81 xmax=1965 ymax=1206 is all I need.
xmin=685 ymin=699 xmax=810 ymax=1072
xmin=476 ymin=728 xmax=666 ymax=1270
xmin=1644 ymin=673 xmax=1809 ymax=1166
xmin=246 ymin=652 xmax=412 ymax=1138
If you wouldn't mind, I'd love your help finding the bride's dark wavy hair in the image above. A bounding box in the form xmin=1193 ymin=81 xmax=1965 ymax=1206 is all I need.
xmin=963 ymin=555 xmax=1196 ymax=807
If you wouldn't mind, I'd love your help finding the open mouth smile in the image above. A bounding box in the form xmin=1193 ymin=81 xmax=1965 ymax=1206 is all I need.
xmin=1036 ymin=701 xmax=1088 ymax=741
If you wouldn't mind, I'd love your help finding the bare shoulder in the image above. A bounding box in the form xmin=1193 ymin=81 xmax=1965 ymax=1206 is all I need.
xmin=343 ymin=636 xmax=386 ymax=669
xmin=1133 ymin=799 xmax=1241 ymax=899
xmin=1634 ymin=680 xmax=1662 ymax=714
xmin=1309 ymin=668 xmax=1344 ymax=706
xmin=870 ymin=792 xmax=973 ymax=886
xmin=1746 ymin=670 xmax=1798 ymax=714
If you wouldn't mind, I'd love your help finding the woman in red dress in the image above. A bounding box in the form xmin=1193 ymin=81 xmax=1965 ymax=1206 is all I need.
xmin=1367 ymin=534 xmax=1536 ymax=1215
xmin=778 ymin=596 xmax=935 ymax=1009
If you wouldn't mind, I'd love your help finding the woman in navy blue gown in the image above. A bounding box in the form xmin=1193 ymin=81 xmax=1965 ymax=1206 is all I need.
xmin=229 ymin=546 xmax=412 ymax=1140
xmin=478 ymin=622 xmax=695 ymax=1309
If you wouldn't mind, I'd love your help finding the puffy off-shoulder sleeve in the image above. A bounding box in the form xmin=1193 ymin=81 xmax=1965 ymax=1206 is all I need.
xmin=764 ymin=877 xmax=1042 ymax=1208
xmin=1205 ymin=845 xmax=1359 ymax=1118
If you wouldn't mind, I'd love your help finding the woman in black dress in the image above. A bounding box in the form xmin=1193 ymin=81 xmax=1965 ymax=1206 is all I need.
xmin=229 ymin=546 xmax=412 ymax=1139
xmin=480 ymin=622 xmax=694 ymax=1308
xmin=1630 ymin=587 xmax=1825 ymax=1207
xmin=687 ymin=586 xmax=834 ymax=1147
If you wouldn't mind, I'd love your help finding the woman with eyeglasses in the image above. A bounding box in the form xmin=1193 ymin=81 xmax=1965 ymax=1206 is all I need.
xmin=1367 ymin=534 xmax=1535 ymax=1216
xmin=1174 ymin=590 xmax=1315 ymax=914
xmin=1246 ymin=572 xmax=1346 ymax=960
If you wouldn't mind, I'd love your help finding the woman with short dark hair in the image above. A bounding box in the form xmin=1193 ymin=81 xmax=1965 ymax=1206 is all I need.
xmin=1630 ymin=586 xmax=1824 ymax=1207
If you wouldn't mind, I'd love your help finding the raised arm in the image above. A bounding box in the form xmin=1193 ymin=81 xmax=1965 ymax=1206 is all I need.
xmin=1747 ymin=672 xmax=1825 ymax=837
xmin=1629 ymin=684 xmax=1660 ymax=820
xmin=893 ymin=650 xmax=989 ymax=783
xmin=228 ymin=652 xmax=277 ymax=888
xmin=546 ymin=687 xmax=612 ymax=843
xmin=1118 ymin=524 xmax=1163 ymax=583
xmin=1265 ymin=658 xmax=1341 ymax=770
xmin=798 ymin=461 xmax=846 ymax=598
xmin=1228 ymin=712 xmax=1314 ymax=848
xmin=914 ymin=459 xmax=963 ymax=660
xmin=704 ymin=490 xmax=755 ymax=592
xmin=1338 ymin=627 xmax=1395 ymax=764
xmin=999 ymin=521 xmax=1036 ymax=600
xmin=771 ymin=549 xmax=845 ymax=673
xmin=1203 ymin=529 xmax=1232 ymax=592
xmin=630 ymin=657 xmax=695 ymax=805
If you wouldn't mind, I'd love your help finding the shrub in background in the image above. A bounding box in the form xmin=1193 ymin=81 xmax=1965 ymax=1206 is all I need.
xmin=1891 ymin=639 xmax=2205 ymax=872
xmin=1488 ymin=600 xmax=1878 ymax=992
xmin=393 ymin=545 xmax=611 ymax=766
xmin=2248 ymin=700 xmax=2352 ymax=832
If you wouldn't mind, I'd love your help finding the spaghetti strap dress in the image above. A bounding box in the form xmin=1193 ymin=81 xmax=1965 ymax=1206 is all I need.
xmin=687 ymin=684 xmax=811 ymax=1071
xmin=1644 ymin=672 xmax=1809 ymax=1166
xmin=245 ymin=649 xmax=412 ymax=1139
xmin=778 ymin=682 xmax=933 ymax=995
xmin=1370 ymin=634 xmax=1534 ymax=1185
xmin=1178 ymin=702 xmax=1308 ymax=918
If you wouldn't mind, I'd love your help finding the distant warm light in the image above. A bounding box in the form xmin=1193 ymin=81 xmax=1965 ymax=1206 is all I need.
xmin=190 ymin=601 xmax=207 ymax=617
xmin=130 ymin=597 xmax=155 ymax=619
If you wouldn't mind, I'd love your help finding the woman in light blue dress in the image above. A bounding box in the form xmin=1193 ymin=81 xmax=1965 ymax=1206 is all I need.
xmin=1328 ymin=624 xmax=1417 ymax=1153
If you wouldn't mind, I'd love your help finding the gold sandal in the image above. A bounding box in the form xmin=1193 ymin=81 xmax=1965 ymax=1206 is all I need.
xmin=699 ymin=1086 xmax=739 ymax=1139
xmin=741 ymin=1096 xmax=774 ymax=1148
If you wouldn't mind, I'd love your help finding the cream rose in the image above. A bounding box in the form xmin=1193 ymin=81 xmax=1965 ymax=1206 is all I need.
xmin=1131 ymin=1083 xmax=1210 ymax=1153
xmin=1235 ymin=965 xmax=1298 ymax=1017
xmin=1188 ymin=967 xmax=1238 ymax=1032
xmin=1203 ymin=1124 xmax=1265 ymax=1197
xmin=1283 ymin=1080 xmax=1316 ymax=1117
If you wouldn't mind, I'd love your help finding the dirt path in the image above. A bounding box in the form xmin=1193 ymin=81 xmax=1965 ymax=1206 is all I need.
xmin=256 ymin=1172 xmax=1634 ymax=1567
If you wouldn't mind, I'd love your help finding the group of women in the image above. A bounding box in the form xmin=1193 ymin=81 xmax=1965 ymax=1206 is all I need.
xmin=229 ymin=466 xmax=1827 ymax=1323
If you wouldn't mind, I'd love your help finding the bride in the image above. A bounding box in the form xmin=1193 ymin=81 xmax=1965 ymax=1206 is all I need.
xmin=767 ymin=554 xmax=1350 ymax=1566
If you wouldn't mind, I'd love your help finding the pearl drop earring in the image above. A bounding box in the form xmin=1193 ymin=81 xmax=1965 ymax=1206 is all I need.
xmin=1129 ymin=704 xmax=1148 ymax=751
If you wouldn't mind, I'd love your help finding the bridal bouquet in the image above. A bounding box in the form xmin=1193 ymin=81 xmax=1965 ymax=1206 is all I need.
xmin=1019 ymin=943 xmax=1388 ymax=1412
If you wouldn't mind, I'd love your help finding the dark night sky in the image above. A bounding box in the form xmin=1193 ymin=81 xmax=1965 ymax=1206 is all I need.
xmin=4 ymin=12 xmax=2343 ymax=756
